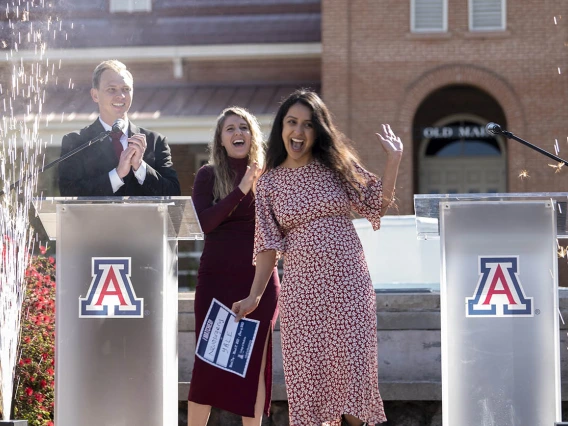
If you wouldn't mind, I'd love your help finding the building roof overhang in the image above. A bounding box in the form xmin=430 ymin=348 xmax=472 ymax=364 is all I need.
xmin=21 ymin=81 xmax=321 ymax=146
xmin=1 ymin=43 xmax=322 ymax=78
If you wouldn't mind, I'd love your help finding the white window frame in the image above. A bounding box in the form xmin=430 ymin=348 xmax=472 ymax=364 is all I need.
xmin=411 ymin=0 xmax=448 ymax=33
xmin=110 ymin=0 xmax=152 ymax=13
xmin=469 ymin=0 xmax=506 ymax=31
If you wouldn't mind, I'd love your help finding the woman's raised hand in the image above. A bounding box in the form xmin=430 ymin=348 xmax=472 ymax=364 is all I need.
xmin=238 ymin=161 xmax=261 ymax=195
xmin=375 ymin=124 xmax=403 ymax=158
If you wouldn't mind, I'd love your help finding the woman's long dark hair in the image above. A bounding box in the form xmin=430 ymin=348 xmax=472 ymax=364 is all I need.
xmin=265 ymin=89 xmax=365 ymax=188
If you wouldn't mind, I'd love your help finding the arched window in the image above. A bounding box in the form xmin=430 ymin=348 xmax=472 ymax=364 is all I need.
xmin=414 ymin=85 xmax=508 ymax=195
xmin=419 ymin=118 xmax=507 ymax=194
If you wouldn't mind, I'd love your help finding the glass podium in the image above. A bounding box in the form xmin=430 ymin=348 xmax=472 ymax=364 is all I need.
xmin=33 ymin=197 xmax=203 ymax=426
xmin=414 ymin=193 xmax=565 ymax=426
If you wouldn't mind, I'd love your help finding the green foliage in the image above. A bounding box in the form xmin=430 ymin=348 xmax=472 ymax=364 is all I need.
xmin=12 ymin=248 xmax=55 ymax=426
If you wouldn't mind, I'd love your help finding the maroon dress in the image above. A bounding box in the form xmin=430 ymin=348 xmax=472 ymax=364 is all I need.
xmin=188 ymin=157 xmax=280 ymax=417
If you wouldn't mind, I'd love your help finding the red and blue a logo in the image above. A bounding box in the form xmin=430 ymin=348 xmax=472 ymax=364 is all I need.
xmin=79 ymin=258 xmax=143 ymax=318
xmin=466 ymin=256 xmax=533 ymax=317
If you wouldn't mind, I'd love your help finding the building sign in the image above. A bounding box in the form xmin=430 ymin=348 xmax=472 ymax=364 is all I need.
xmin=422 ymin=125 xmax=491 ymax=139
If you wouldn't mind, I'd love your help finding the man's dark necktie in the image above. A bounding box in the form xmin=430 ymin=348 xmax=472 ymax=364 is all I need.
xmin=110 ymin=131 xmax=123 ymax=159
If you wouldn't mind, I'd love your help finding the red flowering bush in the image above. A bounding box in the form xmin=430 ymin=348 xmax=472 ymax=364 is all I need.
xmin=12 ymin=246 xmax=55 ymax=426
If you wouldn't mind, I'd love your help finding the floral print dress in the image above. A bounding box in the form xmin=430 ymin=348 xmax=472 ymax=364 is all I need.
xmin=254 ymin=160 xmax=387 ymax=426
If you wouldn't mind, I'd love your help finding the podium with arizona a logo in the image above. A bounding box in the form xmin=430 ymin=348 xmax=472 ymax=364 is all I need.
xmin=34 ymin=197 xmax=203 ymax=426
xmin=415 ymin=193 xmax=567 ymax=426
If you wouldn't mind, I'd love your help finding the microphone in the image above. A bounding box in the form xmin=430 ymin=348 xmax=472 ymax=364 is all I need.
xmin=0 ymin=126 xmax=113 ymax=196
xmin=486 ymin=122 xmax=503 ymax=135
xmin=112 ymin=118 xmax=128 ymax=134
xmin=483 ymin=122 xmax=568 ymax=167
xmin=1 ymin=119 xmax=128 ymax=197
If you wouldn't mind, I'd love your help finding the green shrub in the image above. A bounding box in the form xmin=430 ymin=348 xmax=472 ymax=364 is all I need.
xmin=12 ymin=247 xmax=55 ymax=426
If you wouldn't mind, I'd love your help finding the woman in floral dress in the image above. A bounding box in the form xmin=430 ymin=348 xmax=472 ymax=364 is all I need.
xmin=232 ymin=90 xmax=403 ymax=426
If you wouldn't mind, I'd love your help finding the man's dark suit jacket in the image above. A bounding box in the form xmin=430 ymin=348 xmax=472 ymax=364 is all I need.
xmin=58 ymin=119 xmax=181 ymax=196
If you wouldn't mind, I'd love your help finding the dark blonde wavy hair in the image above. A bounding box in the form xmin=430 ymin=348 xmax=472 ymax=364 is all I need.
xmin=208 ymin=107 xmax=264 ymax=202
xmin=266 ymin=89 xmax=366 ymax=190
xmin=92 ymin=60 xmax=133 ymax=89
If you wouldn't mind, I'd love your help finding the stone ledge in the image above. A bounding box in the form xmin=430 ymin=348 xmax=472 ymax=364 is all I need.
xmin=178 ymin=381 xmax=442 ymax=402
xmin=178 ymin=292 xmax=443 ymax=332
xmin=179 ymin=311 xmax=442 ymax=332
xmin=179 ymin=289 xmax=568 ymax=311
xmin=377 ymin=311 xmax=440 ymax=330
xmin=178 ymin=291 xmax=444 ymax=315
xmin=179 ymin=382 xmax=568 ymax=401
xmin=178 ymin=291 xmax=568 ymax=403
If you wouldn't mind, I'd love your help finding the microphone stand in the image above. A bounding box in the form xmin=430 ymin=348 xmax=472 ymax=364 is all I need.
xmin=0 ymin=130 xmax=111 ymax=197
xmin=499 ymin=128 xmax=568 ymax=166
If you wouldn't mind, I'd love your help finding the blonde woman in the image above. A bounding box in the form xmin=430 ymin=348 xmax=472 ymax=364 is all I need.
xmin=187 ymin=107 xmax=280 ymax=426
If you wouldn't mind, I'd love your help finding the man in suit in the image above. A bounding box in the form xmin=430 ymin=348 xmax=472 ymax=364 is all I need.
xmin=58 ymin=60 xmax=181 ymax=196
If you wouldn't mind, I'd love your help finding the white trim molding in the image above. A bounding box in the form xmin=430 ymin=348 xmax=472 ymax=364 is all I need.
xmin=0 ymin=43 xmax=322 ymax=64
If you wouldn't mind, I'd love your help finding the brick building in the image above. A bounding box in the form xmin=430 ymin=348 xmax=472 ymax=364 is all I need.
xmin=3 ymin=0 xmax=567 ymax=280
xmin=16 ymin=0 xmax=564 ymax=207
xmin=323 ymin=0 xmax=568 ymax=215
xmin=15 ymin=0 xmax=566 ymax=209
xmin=26 ymin=0 xmax=322 ymax=202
